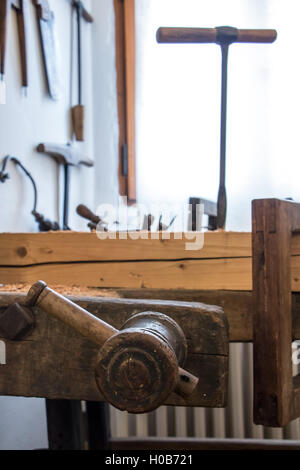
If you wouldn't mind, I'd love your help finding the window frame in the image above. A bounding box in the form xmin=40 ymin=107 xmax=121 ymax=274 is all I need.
xmin=114 ymin=0 xmax=136 ymax=203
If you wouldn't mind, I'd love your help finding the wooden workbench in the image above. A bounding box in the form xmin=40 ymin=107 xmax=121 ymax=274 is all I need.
xmin=1 ymin=230 xmax=300 ymax=290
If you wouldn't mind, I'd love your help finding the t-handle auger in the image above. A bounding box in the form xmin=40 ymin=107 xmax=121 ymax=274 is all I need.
xmin=157 ymin=26 xmax=277 ymax=229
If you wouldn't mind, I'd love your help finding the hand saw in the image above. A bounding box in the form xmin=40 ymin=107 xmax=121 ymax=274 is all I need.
xmin=32 ymin=0 xmax=61 ymax=100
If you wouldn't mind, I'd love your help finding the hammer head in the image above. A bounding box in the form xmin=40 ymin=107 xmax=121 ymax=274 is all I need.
xmin=37 ymin=143 xmax=94 ymax=167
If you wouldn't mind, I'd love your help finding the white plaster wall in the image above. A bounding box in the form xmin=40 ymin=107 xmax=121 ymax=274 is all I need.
xmin=0 ymin=0 xmax=94 ymax=232
xmin=92 ymin=0 xmax=119 ymax=208
xmin=0 ymin=0 xmax=97 ymax=450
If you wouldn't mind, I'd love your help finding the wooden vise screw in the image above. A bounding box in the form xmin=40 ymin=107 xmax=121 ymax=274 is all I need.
xmin=20 ymin=281 xmax=198 ymax=413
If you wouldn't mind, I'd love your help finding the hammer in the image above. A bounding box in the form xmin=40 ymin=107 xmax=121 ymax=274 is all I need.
xmin=37 ymin=143 xmax=93 ymax=230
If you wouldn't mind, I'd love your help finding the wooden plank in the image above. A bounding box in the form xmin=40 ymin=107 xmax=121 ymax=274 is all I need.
xmin=0 ymin=295 xmax=228 ymax=407
xmin=0 ymin=231 xmax=253 ymax=291
xmin=3 ymin=230 xmax=300 ymax=265
xmin=0 ymin=258 xmax=253 ymax=290
xmin=0 ymin=231 xmax=252 ymax=265
xmin=2 ymin=230 xmax=300 ymax=290
xmin=2 ymin=255 xmax=300 ymax=290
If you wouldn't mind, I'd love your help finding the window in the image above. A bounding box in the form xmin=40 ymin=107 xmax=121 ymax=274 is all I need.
xmin=133 ymin=0 xmax=300 ymax=230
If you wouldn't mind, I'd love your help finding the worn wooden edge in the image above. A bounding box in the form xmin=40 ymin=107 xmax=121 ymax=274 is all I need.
xmin=0 ymin=293 xmax=228 ymax=353
xmin=110 ymin=437 xmax=300 ymax=451
xmin=1 ymin=289 xmax=300 ymax=342
xmin=0 ymin=293 xmax=228 ymax=406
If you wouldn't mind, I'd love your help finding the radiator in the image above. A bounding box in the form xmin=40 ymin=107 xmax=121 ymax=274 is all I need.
xmin=109 ymin=344 xmax=300 ymax=440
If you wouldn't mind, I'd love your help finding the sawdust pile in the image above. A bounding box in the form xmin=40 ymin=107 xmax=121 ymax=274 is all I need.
xmin=0 ymin=283 xmax=120 ymax=298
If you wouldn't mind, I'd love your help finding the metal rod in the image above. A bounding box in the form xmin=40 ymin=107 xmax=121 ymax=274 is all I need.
xmin=217 ymin=44 xmax=229 ymax=229
xmin=63 ymin=164 xmax=70 ymax=230
xmin=76 ymin=2 xmax=82 ymax=105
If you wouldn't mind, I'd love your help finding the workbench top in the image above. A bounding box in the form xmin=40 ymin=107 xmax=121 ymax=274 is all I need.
xmin=0 ymin=231 xmax=299 ymax=291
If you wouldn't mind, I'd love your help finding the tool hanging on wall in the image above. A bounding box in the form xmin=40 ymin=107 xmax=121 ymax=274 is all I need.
xmin=157 ymin=26 xmax=277 ymax=229
xmin=32 ymin=0 xmax=61 ymax=100
xmin=0 ymin=0 xmax=28 ymax=93
xmin=0 ymin=155 xmax=60 ymax=231
xmin=71 ymin=0 xmax=93 ymax=141
xmin=76 ymin=204 xmax=108 ymax=232
xmin=37 ymin=143 xmax=93 ymax=230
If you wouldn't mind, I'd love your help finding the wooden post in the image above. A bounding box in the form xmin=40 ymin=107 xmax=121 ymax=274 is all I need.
xmin=252 ymin=198 xmax=300 ymax=426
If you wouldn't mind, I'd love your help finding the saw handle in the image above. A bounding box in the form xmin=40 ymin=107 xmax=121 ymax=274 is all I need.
xmin=72 ymin=104 xmax=84 ymax=142
xmin=32 ymin=0 xmax=51 ymax=21
xmin=157 ymin=27 xmax=277 ymax=44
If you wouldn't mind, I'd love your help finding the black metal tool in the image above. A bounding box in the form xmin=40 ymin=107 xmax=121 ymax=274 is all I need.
xmin=157 ymin=26 xmax=277 ymax=229
xmin=189 ymin=197 xmax=217 ymax=231
xmin=157 ymin=214 xmax=177 ymax=232
xmin=0 ymin=155 xmax=60 ymax=231
xmin=71 ymin=0 xmax=93 ymax=141
xmin=0 ymin=0 xmax=28 ymax=91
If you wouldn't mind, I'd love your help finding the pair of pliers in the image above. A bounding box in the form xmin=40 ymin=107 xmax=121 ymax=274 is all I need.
xmin=0 ymin=0 xmax=28 ymax=87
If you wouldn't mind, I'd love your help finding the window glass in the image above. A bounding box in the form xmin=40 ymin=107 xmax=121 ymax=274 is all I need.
xmin=135 ymin=0 xmax=300 ymax=230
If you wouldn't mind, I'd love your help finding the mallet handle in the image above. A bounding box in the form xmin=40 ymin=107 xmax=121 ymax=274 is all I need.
xmin=76 ymin=204 xmax=100 ymax=224
xmin=157 ymin=27 xmax=277 ymax=44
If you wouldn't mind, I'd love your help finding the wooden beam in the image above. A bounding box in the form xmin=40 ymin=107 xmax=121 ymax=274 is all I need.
xmin=0 ymin=257 xmax=253 ymax=290
xmin=0 ymin=231 xmax=252 ymax=265
xmin=252 ymin=198 xmax=300 ymax=427
xmin=1 ymin=231 xmax=300 ymax=291
xmin=0 ymin=294 xmax=228 ymax=407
